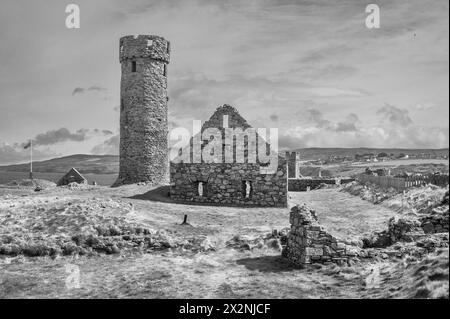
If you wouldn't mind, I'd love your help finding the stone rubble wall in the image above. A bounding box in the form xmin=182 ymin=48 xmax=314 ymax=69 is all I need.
xmin=421 ymin=190 xmax=449 ymax=234
xmin=170 ymin=161 xmax=287 ymax=207
xmin=363 ymin=191 xmax=449 ymax=248
xmin=420 ymin=206 xmax=449 ymax=234
xmin=282 ymin=205 xmax=357 ymax=265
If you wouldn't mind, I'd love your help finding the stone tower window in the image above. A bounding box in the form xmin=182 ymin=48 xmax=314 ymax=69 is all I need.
xmin=242 ymin=181 xmax=253 ymax=199
xmin=120 ymin=99 xmax=124 ymax=111
xmin=131 ymin=61 xmax=137 ymax=72
xmin=163 ymin=64 xmax=167 ymax=76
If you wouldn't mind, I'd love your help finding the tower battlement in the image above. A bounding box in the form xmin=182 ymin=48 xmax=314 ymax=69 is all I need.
xmin=119 ymin=35 xmax=170 ymax=63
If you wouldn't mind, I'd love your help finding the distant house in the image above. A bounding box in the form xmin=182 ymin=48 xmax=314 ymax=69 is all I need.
xmin=57 ymin=168 xmax=88 ymax=186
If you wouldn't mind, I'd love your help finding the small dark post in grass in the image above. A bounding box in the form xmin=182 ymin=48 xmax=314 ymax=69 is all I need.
xmin=181 ymin=214 xmax=188 ymax=225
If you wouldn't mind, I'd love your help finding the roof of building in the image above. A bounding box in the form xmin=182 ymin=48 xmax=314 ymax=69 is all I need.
xmin=171 ymin=104 xmax=280 ymax=164
xmin=57 ymin=167 xmax=87 ymax=186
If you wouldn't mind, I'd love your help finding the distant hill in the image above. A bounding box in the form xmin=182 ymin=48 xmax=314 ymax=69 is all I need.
xmin=294 ymin=148 xmax=449 ymax=161
xmin=0 ymin=148 xmax=448 ymax=175
xmin=0 ymin=154 xmax=119 ymax=174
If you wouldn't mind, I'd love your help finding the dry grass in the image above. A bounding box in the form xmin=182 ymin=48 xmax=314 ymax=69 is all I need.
xmin=0 ymin=184 xmax=447 ymax=299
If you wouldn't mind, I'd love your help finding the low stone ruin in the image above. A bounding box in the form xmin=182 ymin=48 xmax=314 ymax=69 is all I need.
xmin=363 ymin=191 xmax=449 ymax=248
xmin=282 ymin=204 xmax=357 ymax=265
xmin=420 ymin=205 xmax=449 ymax=234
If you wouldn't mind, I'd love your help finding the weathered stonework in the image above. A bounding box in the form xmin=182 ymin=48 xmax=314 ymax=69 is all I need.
xmin=421 ymin=206 xmax=449 ymax=234
xmin=282 ymin=205 xmax=358 ymax=265
xmin=170 ymin=105 xmax=288 ymax=207
xmin=114 ymin=35 xmax=170 ymax=186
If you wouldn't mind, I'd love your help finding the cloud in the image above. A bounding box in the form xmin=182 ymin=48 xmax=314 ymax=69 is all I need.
xmin=0 ymin=142 xmax=57 ymax=165
xmin=0 ymin=0 xmax=447 ymax=154
xmin=168 ymin=73 xmax=369 ymax=122
xmin=301 ymin=110 xmax=359 ymax=133
xmin=300 ymin=45 xmax=354 ymax=64
xmin=270 ymin=114 xmax=279 ymax=122
xmin=415 ymin=102 xmax=435 ymax=111
xmin=305 ymin=109 xmax=331 ymax=128
xmin=29 ymin=128 xmax=89 ymax=146
xmin=72 ymin=86 xmax=107 ymax=95
xmin=21 ymin=128 xmax=115 ymax=148
xmin=91 ymin=135 xmax=120 ymax=155
xmin=278 ymin=134 xmax=306 ymax=150
xmin=377 ymin=104 xmax=413 ymax=126
xmin=87 ymin=86 xmax=107 ymax=92
xmin=335 ymin=113 xmax=359 ymax=132
xmin=290 ymin=64 xmax=358 ymax=82
xmin=305 ymin=87 xmax=368 ymax=98
xmin=280 ymin=104 xmax=448 ymax=149
xmin=72 ymin=87 xmax=85 ymax=95
xmin=102 ymin=129 xmax=114 ymax=135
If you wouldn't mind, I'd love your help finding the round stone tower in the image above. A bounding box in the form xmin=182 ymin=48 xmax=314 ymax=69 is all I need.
xmin=114 ymin=35 xmax=170 ymax=186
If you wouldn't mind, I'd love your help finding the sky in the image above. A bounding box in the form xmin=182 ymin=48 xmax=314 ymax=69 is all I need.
xmin=0 ymin=0 xmax=448 ymax=164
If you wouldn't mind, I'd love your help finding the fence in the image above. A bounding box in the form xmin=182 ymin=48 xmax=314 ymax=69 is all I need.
xmin=357 ymin=174 xmax=449 ymax=191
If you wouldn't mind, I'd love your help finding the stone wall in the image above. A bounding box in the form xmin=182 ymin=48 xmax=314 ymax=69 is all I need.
xmin=288 ymin=178 xmax=355 ymax=191
xmin=170 ymin=161 xmax=287 ymax=207
xmin=282 ymin=205 xmax=357 ymax=265
xmin=202 ymin=104 xmax=251 ymax=130
xmin=420 ymin=206 xmax=449 ymax=234
xmin=114 ymin=35 xmax=170 ymax=186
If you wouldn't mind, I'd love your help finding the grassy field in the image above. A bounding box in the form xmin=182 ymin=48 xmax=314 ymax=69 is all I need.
xmin=2 ymin=184 xmax=444 ymax=299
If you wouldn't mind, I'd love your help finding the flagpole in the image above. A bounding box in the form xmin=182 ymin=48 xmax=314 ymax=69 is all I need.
xmin=30 ymin=139 xmax=33 ymax=180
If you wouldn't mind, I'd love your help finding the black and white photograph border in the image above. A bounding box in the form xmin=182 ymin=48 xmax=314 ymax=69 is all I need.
xmin=0 ymin=0 xmax=448 ymax=305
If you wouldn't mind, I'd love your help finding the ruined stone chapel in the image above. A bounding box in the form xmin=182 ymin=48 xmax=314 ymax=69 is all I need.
xmin=170 ymin=104 xmax=288 ymax=207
